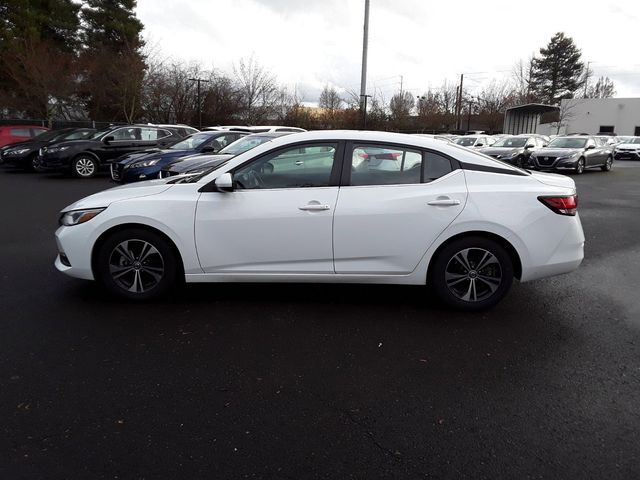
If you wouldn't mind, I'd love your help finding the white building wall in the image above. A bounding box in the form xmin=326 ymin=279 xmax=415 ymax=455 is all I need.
xmin=538 ymin=98 xmax=640 ymax=136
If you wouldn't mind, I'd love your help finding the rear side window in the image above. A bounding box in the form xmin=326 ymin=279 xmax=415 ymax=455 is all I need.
xmin=11 ymin=128 xmax=31 ymax=136
xmin=351 ymin=145 xmax=422 ymax=186
xmin=424 ymin=151 xmax=453 ymax=181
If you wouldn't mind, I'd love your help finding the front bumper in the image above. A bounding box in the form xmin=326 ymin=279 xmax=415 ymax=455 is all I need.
xmin=40 ymin=152 xmax=71 ymax=170
xmin=614 ymin=151 xmax=640 ymax=160
xmin=111 ymin=163 xmax=162 ymax=183
xmin=530 ymin=156 xmax=578 ymax=171
xmin=2 ymin=151 xmax=31 ymax=166
xmin=55 ymin=225 xmax=95 ymax=280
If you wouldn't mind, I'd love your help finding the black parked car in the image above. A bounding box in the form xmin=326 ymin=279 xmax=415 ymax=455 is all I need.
xmin=478 ymin=135 xmax=547 ymax=167
xmin=39 ymin=125 xmax=185 ymax=178
xmin=111 ymin=130 xmax=247 ymax=183
xmin=0 ymin=128 xmax=95 ymax=171
xmin=529 ymin=136 xmax=613 ymax=174
xmin=159 ymin=132 xmax=294 ymax=178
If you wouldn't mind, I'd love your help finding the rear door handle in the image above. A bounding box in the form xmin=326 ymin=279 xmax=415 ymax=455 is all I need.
xmin=427 ymin=198 xmax=461 ymax=206
xmin=299 ymin=204 xmax=330 ymax=211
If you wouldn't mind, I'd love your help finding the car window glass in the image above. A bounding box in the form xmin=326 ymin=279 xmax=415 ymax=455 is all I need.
xmin=424 ymin=151 xmax=453 ymax=181
xmin=111 ymin=127 xmax=141 ymax=141
xmin=234 ymin=143 xmax=337 ymax=190
xmin=11 ymin=128 xmax=31 ymax=136
xmin=139 ymin=127 xmax=168 ymax=141
xmin=351 ymin=145 xmax=422 ymax=186
xmin=65 ymin=131 xmax=91 ymax=140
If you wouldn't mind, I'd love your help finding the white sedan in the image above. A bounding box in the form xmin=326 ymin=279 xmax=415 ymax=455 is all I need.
xmin=55 ymin=130 xmax=584 ymax=310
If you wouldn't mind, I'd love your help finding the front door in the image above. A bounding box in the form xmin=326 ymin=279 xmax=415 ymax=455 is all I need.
xmin=194 ymin=142 xmax=341 ymax=273
xmin=333 ymin=144 xmax=467 ymax=274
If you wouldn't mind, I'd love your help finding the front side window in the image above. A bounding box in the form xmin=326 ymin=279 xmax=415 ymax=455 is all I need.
xmin=454 ymin=137 xmax=477 ymax=147
xmin=11 ymin=128 xmax=31 ymax=136
xmin=351 ymin=145 xmax=422 ymax=186
xmin=234 ymin=143 xmax=337 ymax=190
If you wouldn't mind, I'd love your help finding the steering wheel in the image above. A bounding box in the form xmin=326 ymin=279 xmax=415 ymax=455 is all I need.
xmin=246 ymin=170 xmax=264 ymax=188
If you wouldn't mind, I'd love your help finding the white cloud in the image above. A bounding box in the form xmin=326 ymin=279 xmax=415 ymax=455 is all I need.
xmin=137 ymin=0 xmax=640 ymax=101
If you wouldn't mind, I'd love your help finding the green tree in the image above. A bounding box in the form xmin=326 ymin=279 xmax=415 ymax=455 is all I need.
xmin=530 ymin=32 xmax=584 ymax=105
xmin=0 ymin=0 xmax=81 ymax=119
xmin=80 ymin=0 xmax=146 ymax=122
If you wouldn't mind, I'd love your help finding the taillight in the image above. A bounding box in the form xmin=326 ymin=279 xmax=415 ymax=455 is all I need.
xmin=538 ymin=195 xmax=578 ymax=216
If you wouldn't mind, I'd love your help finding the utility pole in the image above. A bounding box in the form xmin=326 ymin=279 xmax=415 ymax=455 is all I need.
xmin=456 ymin=73 xmax=464 ymax=131
xmin=359 ymin=0 xmax=370 ymax=128
xmin=400 ymin=75 xmax=403 ymax=96
xmin=189 ymin=77 xmax=211 ymax=129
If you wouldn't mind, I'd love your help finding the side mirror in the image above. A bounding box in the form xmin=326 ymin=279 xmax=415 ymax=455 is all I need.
xmin=476 ymin=143 xmax=484 ymax=147
xmin=201 ymin=145 xmax=218 ymax=153
xmin=214 ymin=172 xmax=233 ymax=192
xmin=525 ymin=144 xmax=535 ymax=149
xmin=542 ymin=143 xmax=548 ymax=147
xmin=103 ymin=135 xmax=114 ymax=144
xmin=586 ymin=145 xmax=596 ymax=150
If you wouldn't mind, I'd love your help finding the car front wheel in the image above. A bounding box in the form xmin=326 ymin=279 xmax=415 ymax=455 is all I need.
xmin=575 ymin=158 xmax=585 ymax=174
xmin=95 ymin=229 xmax=180 ymax=300
xmin=601 ymin=156 xmax=613 ymax=172
xmin=431 ymin=236 xmax=514 ymax=311
xmin=71 ymin=155 xmax=99 ymax=178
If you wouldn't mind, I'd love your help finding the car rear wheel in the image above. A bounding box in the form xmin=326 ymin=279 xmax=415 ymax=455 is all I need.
xmin=95 ymin=229 xmax=180 ymax=300
xmin=72 ymin=155 xmax=98 ymax=178
xmin=431 ymin=236 xmax=514 ymax=311
xmin=575 ymin=158 xmax=585 ymax=174
xmin=601 ymin=156 xmax=613 ymax=172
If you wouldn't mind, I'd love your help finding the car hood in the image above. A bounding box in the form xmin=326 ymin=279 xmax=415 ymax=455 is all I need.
xmin=532 ymin=148 xmax=582 ymax=157
xmin=616 ymin=143 xmax=640 ymax=150
xmin=61 ymin=182 xmax=174 ymax=212
xmin=479 ymin=147 xmax=522 ymax=156
xmin=116 ymin=148 xmax=177 ymax=165
xmin=166 ymin=153 xmax=234 ymax=172
xmin=530 ymin=171 xmax=576 ymax=190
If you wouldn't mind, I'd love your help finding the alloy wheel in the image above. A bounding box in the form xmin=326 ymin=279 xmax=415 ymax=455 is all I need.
xmin=576 ymin=158 xmax=585 ymax=174
xmin=444 ymin=248 xmax=502 ymax=302
xmin=108 ymin=239 xmax=165 ymax=293
xmin=75 ymin=157 xmax=96 ymax=177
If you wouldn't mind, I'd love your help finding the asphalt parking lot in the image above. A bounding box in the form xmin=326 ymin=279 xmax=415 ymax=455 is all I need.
xmin=1 ymin=164 xmax=639 ymax=479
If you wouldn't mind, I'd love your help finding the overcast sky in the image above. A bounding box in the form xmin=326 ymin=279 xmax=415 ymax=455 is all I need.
xmin=137 ymin=0 xmax=640 ymax=104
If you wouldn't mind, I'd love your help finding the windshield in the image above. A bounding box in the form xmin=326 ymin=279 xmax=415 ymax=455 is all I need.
xmin=628 ymin=137 xmax=640 ymax=144
xmin=454 ymin=137 xmax=477 ymax=146
xmin=174 ymin=160 xmax=232 ymax=183
xmin=219 ymin=136 xmax=272 ymax=155
xmin=492 ymin=137 xmax=528 ymax=148
xmin=89 ymin=128 xmax=113 ymax=140
xmin=169 ymin=133 xmax=215 ymax=150
xmin=33 ymin=130 xmax=65 ymax=142
xmin=548 ymin=137 xmax=587 ymax=148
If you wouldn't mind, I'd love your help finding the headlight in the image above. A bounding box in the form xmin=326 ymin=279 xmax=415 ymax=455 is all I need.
xmin=59 ymin=208 xmax=105 ymax=226
xmin=7 ymin=148 xmax=31 ymax=155
xmin=557 ymin=152 xmax=580 ymax=161
xmin=130 ymin=159 xmax=159 ymax=168
xmin=46 ymin=146 xmax=70 ymax=153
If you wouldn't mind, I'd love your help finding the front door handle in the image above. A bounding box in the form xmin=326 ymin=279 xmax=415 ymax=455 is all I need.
xmin=295 ymin=161 xmax=304 ymax=166
xmin=427 ymin=198 xmax=461 ymax=206
xmin=299 ymin=204 xmax=330 ymax=211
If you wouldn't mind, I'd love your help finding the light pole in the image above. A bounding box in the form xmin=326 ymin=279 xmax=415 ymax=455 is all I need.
xmin=359 ymin=0 xmax=370 ymax=128
xmin=189 ymin=77 xmax=210 ymax=129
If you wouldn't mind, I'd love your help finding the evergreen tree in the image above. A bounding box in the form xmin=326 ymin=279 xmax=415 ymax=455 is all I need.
xmin=530 ymin=32 xmax=584 ymax=105
xmin=80 ymin=0 xmax=146 ymax=121
xmin=0 ymin=0 xmax=81 ymax=118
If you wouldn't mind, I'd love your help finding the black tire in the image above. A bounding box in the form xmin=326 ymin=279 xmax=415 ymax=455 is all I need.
xmin=25 ymin=154 xmax=43 ymax=172
xmin=95 ymin=228 xmax=181 ymax=301
xmin=71 ymin=154 xmax=99 ymax=178
xmin=430 ymin=236 xmax=514 ymax=311
xmin=601 ymin=156 xmax=613 ymax=172
xmin=575 ymin=157 xmax=585 ymax=174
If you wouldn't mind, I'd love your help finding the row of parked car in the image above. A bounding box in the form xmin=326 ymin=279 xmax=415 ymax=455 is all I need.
xmin=2 ymin=123 xmax=638 ymax=181
xmin=0 ymin=124 xmax=306 ymax=181
xmin=427 ymin=132 xmax=638 ymax=174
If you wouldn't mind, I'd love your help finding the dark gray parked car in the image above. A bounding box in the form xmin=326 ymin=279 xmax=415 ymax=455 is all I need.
xmin=529 ymin=136 xmax=613 ymax=174
xmin=479 ymin=135 xmax=546 ymax=167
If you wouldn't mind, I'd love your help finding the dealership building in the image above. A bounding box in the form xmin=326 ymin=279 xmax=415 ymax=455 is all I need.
xmin=504 ymin=98 xmax=640 ymax=136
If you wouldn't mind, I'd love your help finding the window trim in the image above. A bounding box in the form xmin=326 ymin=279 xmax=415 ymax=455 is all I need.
xmin=342 ymin=141 xmax=459 ymax=187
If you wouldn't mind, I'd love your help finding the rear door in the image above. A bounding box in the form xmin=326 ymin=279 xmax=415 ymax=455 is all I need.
xmin=333 ymin=143 xmax=467 ymax=274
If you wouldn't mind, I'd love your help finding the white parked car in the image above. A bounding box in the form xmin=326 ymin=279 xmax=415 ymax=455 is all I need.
xmin=453 ymin=135 xmax=494 ymax=149
xmin=55 ymin=131 xmax=584 ymax=310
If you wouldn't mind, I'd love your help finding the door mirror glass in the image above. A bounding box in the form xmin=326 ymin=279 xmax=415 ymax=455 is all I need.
xmin=214 ymin=172 xmax=234 ymax=191
xmin=103 ymin=135 xmax=114 ymax=144
xmin=586 ymin=144 xmax=596 ymax=150
xmin=201 ymin=145 xmax=217 ymax=153
xmin=525 ymin=144 xmax=535 ymax=149
xmin=476 ymin=143 xmax=483 ymax=147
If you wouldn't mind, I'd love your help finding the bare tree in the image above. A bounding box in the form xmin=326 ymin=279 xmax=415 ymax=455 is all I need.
xmin=512 ymin=55 xmax=536 ymax=104
xmin=585 ymin=76 xmax=616 ymax=99
xmin=233 ymin=56 xmax=279 ymax=124
xmin=475 ymin=80 xmax=516 ymax=132
xmin=548 ymin=98 xmax=582 ymax=134
xmin=389 ymin=90 xmax=414 ymax=122
xmin=318 ymin=85 xmax=343 ymax=127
